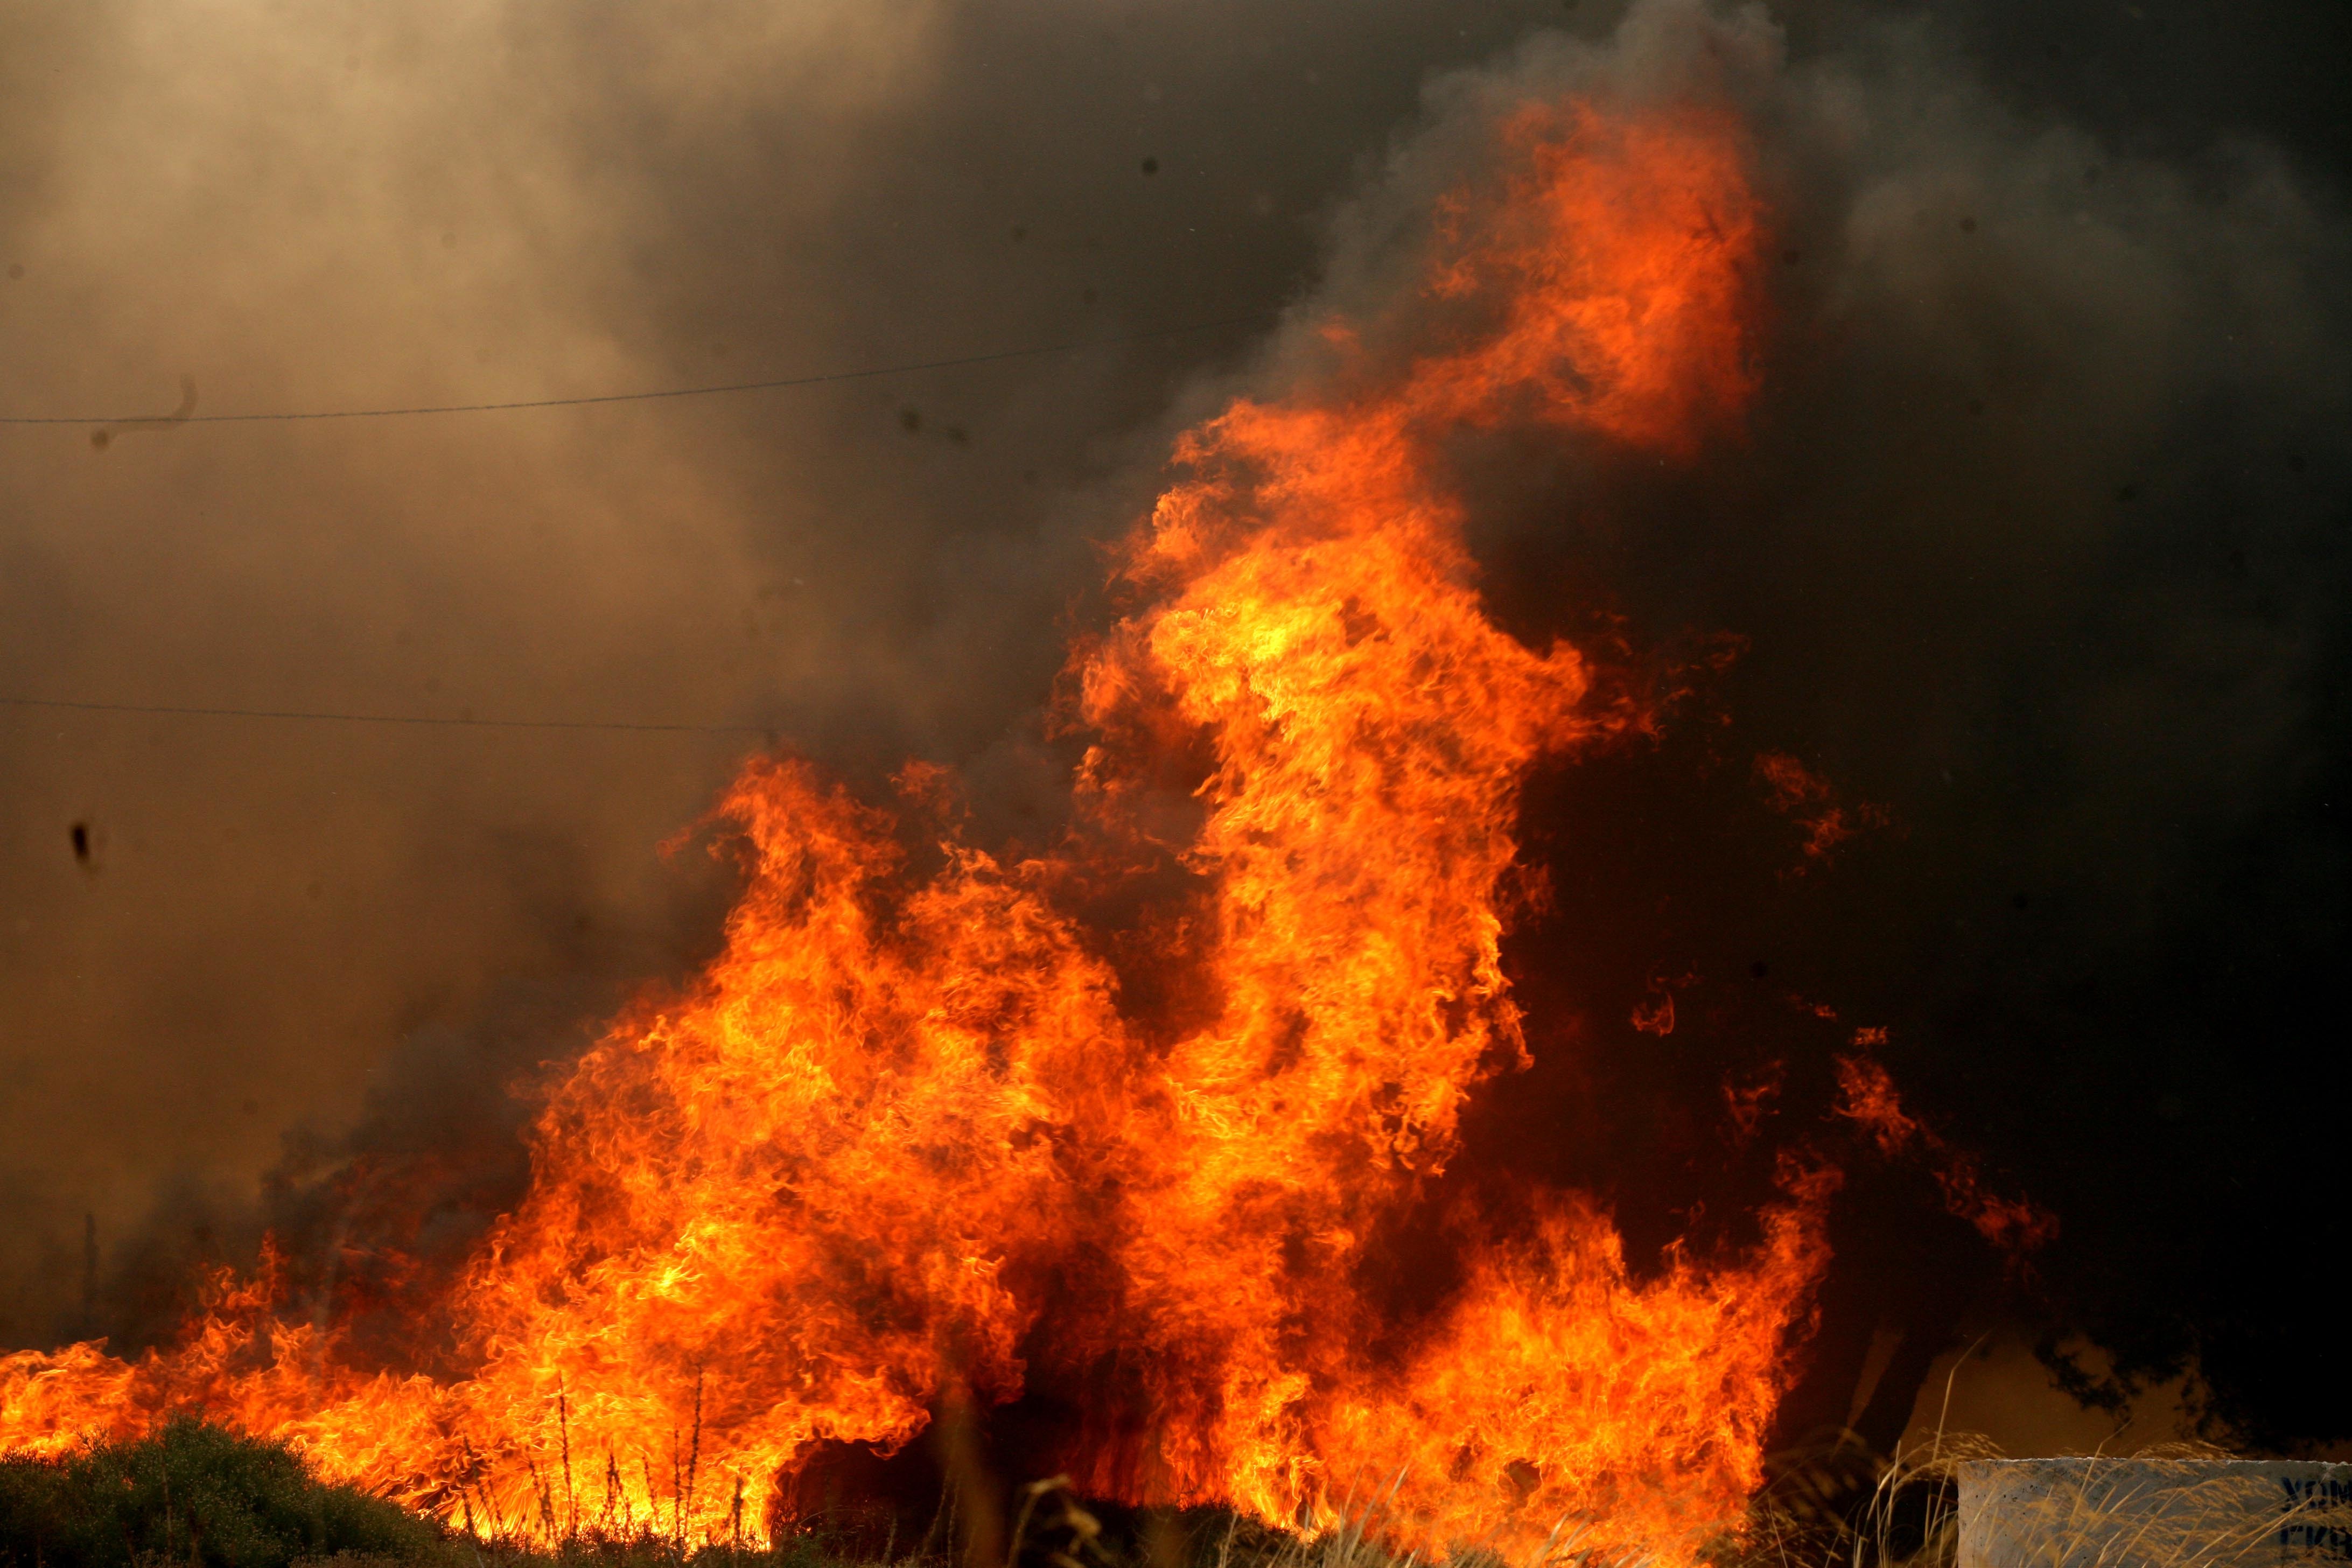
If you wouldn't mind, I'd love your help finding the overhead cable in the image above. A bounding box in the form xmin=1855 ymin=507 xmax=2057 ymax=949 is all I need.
xmin=0 ymin=310 xmax=1273 ymax=426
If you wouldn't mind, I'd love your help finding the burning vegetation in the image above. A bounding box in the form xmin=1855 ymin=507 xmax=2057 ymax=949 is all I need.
xmin=2 ymin=86 xmax=2019 ymax=1567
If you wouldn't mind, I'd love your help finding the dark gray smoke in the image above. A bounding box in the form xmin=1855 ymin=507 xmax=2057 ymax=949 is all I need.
xmin=3 ymin=0 xmax=2345 ymax=1457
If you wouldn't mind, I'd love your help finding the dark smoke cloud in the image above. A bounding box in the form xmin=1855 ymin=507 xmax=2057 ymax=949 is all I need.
xmin=3 ymin=0 xmax=2346 ymax=1462
xmin=1297 ymin=0 xmax=2352 ymax=1455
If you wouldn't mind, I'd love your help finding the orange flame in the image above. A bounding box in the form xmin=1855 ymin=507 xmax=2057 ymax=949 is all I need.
xmin=1754 ymin=754 xmax=1890 ymax=867
xmin=4 ymin=97 xmax=1825 ymax=1563
xmin=1836 ymin=1055 xmax=2059 ymax=1261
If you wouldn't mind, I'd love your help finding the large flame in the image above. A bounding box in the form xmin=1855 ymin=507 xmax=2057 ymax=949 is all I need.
xmin=4 ymin=97 xmax=1826 ymax=1563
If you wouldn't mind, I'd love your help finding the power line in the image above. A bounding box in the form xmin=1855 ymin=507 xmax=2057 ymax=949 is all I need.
xmin=0 ymin=311 xmax=1274 ymax=426
xmin=1 ymin=308 xmax=1281 ymax=733
xmin=0 ymin=693 xmax=775 ymax=735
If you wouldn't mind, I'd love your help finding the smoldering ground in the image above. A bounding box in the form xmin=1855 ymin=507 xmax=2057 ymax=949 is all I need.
xmin=2 ymin=0 xmax=2347 ymax=1464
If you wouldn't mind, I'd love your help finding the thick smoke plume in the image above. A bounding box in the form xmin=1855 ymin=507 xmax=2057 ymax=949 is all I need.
xmin=3 ymin=0 xmax=2347 ymax=1467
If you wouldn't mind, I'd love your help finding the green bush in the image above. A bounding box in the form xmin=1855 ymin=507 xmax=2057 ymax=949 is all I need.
xmin=0 ymin=1418 xmax=444 ymax=1568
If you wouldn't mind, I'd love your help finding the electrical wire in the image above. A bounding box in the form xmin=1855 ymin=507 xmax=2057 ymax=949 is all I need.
xmin=0 ymin=310 xmax=1273 ymax=426
xmin=0 ymin=693 xmax=775 ymax=734
xmin=1 ymin=307 xmax=1282 ymax=731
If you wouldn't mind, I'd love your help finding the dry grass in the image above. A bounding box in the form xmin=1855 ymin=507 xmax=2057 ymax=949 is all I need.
xmin=598 ymin=1435 xmax=2342 ymax=1568
xmin=1739 ymin=1429 xmax=2350 ymax=1568
xmin=15 ymin=1419 xmax=2343 ymax=1568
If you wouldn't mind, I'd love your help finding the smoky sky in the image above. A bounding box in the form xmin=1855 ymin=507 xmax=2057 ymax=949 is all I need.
xmin=3 ymin=0 xmax=2348 ymax=1457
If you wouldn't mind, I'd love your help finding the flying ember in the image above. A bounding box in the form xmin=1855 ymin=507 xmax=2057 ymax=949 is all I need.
xmin=2 ymin=95 xmax=1830 ymax=1565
